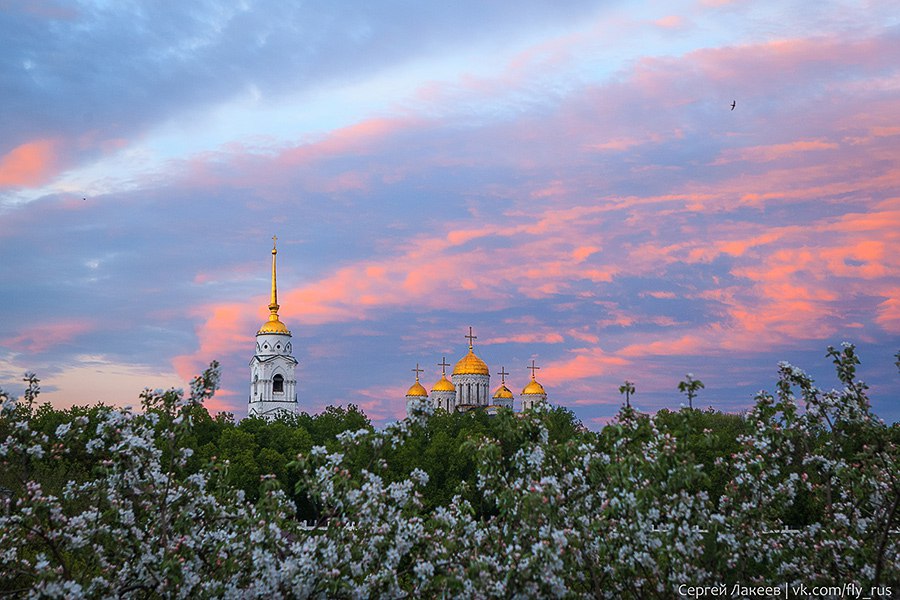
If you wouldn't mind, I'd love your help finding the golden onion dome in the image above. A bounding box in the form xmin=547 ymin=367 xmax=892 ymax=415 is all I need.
xmin=522 ymin=379 xmax=546 ymax=395
xmin=493 ymin=384 xmax=514 ymax=399
xmin=453 ymin=349 xmax=489 ymax=376
xmin=406 ymin=381 xmax=428 ymax=397
xmin=258 ymin=316 xmax=290 ymax=335
xmin=431 ymin=374 xmax=455 ymax=392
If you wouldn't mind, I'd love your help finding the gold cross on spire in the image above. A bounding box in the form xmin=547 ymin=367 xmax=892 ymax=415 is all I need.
xmin=438 ymin=356 xmax=450 ymax=376
xmin=527 ymin=359 xmax=541 ymax=380
xmin=499 ymin=366 xmax=509 ymax=385
xmin=465 ymin=326 xmax=477 ymax=350
xmin=411 ymin=363 xmax=424 ymax=382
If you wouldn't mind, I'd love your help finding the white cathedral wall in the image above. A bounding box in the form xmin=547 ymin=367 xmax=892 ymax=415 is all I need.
xmin=429 ymin=390 xmax=455 ymax=412
xmin=520 ymin=393 xmax=547 ymax=411
xmin=405 ymin=395 xmax=429 ymax=418
xmin=492 ymin=397 xmax=513 ymax=410
xmin=451 ymin=373 xmax=490 ymax=407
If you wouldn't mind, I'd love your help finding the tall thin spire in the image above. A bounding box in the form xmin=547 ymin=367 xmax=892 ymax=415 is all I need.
xmin=269 ymin=235 xmax=279 ymax=316
xmin=257 ymin=235 xmax=289 ymax=334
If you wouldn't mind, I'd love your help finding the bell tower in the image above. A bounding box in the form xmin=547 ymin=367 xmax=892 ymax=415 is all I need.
xmin=248 ymin=236 xmax=298 ymax=419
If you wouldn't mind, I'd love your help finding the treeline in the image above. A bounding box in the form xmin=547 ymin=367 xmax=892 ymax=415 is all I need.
xmin=5 ymin=380 xmax=819 ymax=524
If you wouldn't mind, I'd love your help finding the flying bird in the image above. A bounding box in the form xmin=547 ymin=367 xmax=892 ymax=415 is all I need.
xmin=730 ymin=100 xmax=736 ymax=111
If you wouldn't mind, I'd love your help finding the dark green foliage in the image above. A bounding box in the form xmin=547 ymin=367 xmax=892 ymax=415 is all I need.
xmin=0 ymin=395 xmax=771 ymax=519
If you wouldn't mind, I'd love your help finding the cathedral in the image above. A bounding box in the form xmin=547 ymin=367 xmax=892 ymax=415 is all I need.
xmin=404 ymin=327 xmax=550 ymax=417
xmin=246 ymin=238 xmax=549 ymax=420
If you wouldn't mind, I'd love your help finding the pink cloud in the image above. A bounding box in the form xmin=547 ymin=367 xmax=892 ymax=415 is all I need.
xmin=277 ymin=117 xmax=420 ymax=168
xmin=172 ymin=303 xmax=254 ymax=383
xmin=712 ymin=140 xmax=839 ymax=165
xmin=566 ymin=328 xmax=600 ymax=345
xmin=354 ymin=385 xmax=406 ymax=422
xmin=541 ymin=348 xmax=630 ymax=385
xmin=585 ymin=137 xmax=646 ymax=152
xmin=572 ymin=245 xmax=600 ymax=263
xmin=875 ymin=290 xmax=900 ymax=333
xmin=0 ymin=319 xmax=93 ymax=353
xmin=641 ymin=291 xmax=677 ymax=299
xmin=619 ymin=335 xmax=709 ymax=358
xmin=0 ymin=139 xmax=60 ymax=187
xmin=487 ymin=332 xmax=565 ymax=345
xmin=654 ymin=15 xmax=685 ymax=29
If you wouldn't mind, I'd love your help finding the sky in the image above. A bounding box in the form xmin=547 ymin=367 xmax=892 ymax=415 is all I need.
xmin=1 ymin=0 xmax=898 ymax=428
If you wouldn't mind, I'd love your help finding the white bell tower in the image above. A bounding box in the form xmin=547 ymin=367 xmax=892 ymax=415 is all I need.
xmin=248 ymin=236 xmax=298 ymax=420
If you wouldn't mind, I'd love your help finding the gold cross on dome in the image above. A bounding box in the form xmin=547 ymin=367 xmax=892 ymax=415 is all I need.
xmin=527 ymin=360 xmax=541 ymax=379
xmin=411 ymin=363 xmax=424 ymax=381
xmin=499 ymin=366 xmax=509 ymax=385
xmin=465 ymin=326 xmax=477 ymax=349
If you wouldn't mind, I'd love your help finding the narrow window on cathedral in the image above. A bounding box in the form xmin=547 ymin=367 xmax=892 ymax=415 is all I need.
xmin=273 ymin=374 xmax=284 ymax=393
xmin=253 ymin=374 xmax=258 ymax=396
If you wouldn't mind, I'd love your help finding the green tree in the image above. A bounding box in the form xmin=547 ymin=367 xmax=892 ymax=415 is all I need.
xmin=678 ymin=373 xmax=704 ymax=409
xmin=618 ymin=380 xmax=635 ymax=408
xmin=297 ymin=404 xmax=371 ymax=448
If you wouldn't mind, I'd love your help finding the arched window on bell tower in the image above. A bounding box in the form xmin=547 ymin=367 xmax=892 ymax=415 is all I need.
xmin=273 ymin=374 xmax=284 ymax=394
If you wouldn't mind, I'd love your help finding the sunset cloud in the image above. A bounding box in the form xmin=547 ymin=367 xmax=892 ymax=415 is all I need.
xmin=0 ymin=139 xmax=60 ymax=187
xmin=0 ymin=319 xmax=94 ymax=354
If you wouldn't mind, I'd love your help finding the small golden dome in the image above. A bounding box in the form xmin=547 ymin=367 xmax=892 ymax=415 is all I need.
xmin=258 ymin=316 xmax=290 ymax=335
xmin=453 ymin=349 xmax=489 ymax=376
xmin=493 ymin=384 xmax=514 ymax=399
xmin=431 ymin=374 xmax=455 ymax=392
xmin=522 ymin=379 xmax=546 ymax=395
xmin=406 ymin=381 xmax=428 ymax=397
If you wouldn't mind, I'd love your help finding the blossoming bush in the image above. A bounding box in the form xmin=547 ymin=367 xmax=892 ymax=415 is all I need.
xmin=1 ymin=345 xmax=897 ymax=598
